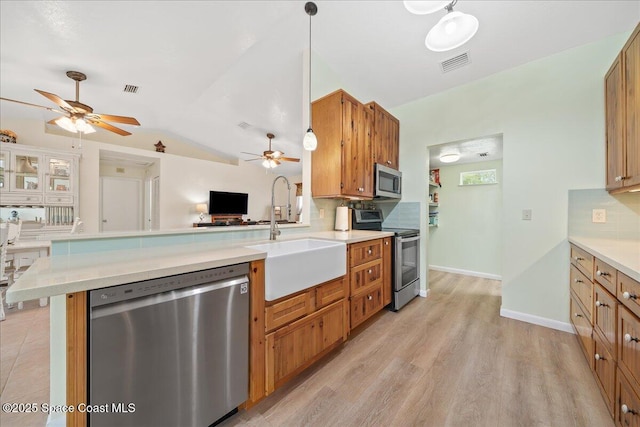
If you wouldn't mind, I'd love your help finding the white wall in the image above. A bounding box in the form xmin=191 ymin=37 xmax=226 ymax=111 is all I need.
xmin=0 ymin=118 xmax=298 ymax=233
xmin=428 ymin=159 xmax=502 ymax=279
xmin=392 ymin=31 xmax=630 ymax=324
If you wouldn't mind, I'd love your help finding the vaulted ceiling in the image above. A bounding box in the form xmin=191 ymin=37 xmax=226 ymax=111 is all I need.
xmin=1 ymin=1 xmax=638 ymax=175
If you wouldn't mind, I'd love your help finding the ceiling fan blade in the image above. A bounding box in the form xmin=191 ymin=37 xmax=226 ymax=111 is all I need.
xmin=279 ymin=157 xmax=300 ymax=162
xmin=0 ymin=97 xmax=66 ymax=113
xmin=244 ymin=158 xmax=264 ymax=162
xmin=240 ymin=152 xmax=263 ymax=157
xmin=93 ymin=113 xmax=140 ymax=126
xmin=90 ymin=120 xmax=131 ymax=136
xmin=34 ymin=89 xmax=74 ymax=111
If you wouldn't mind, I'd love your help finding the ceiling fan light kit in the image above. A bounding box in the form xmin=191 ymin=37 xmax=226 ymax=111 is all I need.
xmin=407 ymin=0 xmax=479 ymax=52
xmin=440 ymin=153 xmax=461 ymax=163
xmin=303 ymin=2 xmax=318 ymax=151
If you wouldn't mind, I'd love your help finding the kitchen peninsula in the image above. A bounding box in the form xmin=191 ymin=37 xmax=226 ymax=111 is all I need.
xmin=6 ymin=227 xmax=394 ymax=427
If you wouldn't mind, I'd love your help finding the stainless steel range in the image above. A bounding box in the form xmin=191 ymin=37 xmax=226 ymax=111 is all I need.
xmin=352 ymin=209 xmax=420 ymax=311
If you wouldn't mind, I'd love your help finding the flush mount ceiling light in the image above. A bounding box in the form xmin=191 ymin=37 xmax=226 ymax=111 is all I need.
xmin=403 ymin=1 xmax=450 ymax=15
xmin=425 ymin=1 xmax=479 ymax=52
xmin=303 ymin=2 xmax=318 ymax=151
xmin=440 ymin=153 xmax=461 ymax=163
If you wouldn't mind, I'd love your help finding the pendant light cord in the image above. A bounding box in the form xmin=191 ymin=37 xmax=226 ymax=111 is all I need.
xmin=308 ymin=9 xmax=312 ymax=128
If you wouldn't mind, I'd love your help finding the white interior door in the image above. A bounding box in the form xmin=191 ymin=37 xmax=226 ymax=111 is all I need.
xmin=100 ymin=177 xmax=143 ymax=232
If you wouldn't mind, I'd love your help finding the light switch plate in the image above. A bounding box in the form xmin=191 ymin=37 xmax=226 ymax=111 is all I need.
xmin=522 ymin=209 xmax=532 ymax=221
xmin=592 ymin=209 xmax=606 ymax=223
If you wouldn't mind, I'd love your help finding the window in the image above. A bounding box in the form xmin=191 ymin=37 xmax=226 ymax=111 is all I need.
xmin=459 ymin=169 xmax=497 ymax=186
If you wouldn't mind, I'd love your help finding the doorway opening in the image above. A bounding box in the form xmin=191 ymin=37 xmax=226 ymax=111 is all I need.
xmin=99 ymin=150 xmax=159 ymax=232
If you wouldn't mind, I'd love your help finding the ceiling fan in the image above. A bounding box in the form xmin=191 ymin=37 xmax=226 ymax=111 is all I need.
xmin=0 ymin=70 xmax=140 ymax=136
xmin=242 ymin=133 xmax=300 ymax=169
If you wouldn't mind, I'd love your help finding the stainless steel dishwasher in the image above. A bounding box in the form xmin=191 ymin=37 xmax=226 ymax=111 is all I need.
xmin=88 ymin=263 xmax=249 ymax=427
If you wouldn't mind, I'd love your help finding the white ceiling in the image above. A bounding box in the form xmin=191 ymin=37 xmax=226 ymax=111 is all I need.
xmin=1 ymin=1 xmax=638 ymax=176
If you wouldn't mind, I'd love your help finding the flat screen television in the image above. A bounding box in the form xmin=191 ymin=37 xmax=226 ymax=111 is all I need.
xmin=209 ymin=191 xmax=248 ymax=215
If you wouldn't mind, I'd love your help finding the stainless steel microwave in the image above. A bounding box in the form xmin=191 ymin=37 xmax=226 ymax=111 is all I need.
xmin=374 ymin=164 xmax=402 ymax=199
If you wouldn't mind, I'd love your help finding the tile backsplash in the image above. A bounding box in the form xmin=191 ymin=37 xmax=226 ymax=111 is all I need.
xmin=568 ymin=189 xmax=640 ymax=240
xmin=381 ymin=202 xmax=421 ymax=229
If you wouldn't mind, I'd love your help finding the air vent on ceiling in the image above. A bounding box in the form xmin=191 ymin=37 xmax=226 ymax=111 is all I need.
xmin=123 ymin=84 xmax=139 ymax=94
xmin=440 ymin=52 xmax=470 ymax=73
xmin=237 ymin=121 xmax=252 ymax=130
xmin=479 ymin=152 xmax=488 ymax=157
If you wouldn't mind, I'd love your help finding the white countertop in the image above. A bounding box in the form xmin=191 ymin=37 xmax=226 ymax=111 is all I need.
xmin=568 ymin=237 xmax=640 ymax=282
xmin=6 ymin=230 xmax=392 ymax=303
xmin=6 ymin=240 xmax=51 ymax=252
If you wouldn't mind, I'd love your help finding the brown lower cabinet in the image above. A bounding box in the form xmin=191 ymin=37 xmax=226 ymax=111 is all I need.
xmin=616 ymin=368 xmax=640 ymax=427
xmin=594 ymin=327 xmax=617 ymax=417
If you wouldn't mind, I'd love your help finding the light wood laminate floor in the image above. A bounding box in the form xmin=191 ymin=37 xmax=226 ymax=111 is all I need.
xmin=224 ymin=270 xmax=613 ymax=427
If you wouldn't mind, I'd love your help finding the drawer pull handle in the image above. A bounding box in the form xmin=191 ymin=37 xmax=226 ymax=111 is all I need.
xmin=624 ymin=333 xmax=639 ymax=343
xmin=368 ymin=249 xmax=372 ymax=255
xmin=595 ymin=300 xmax=608 ymax=308
xmin=623 ymin=291 xmax=638 ymax=300
xmin=368 ymin=269 xmax=372 ymax=274
xmin=621 ymin=404 xmax=637 ymax=415
xmin=596 ymin=270 xmax=610 ymax=277
xmin=367 ymin=295 xmax=373 ymax=300
xmin=574 ymin=278 xmax=583 ymax=283
xmin=594 ymin=353 xmax=605 ymax=361
xmin=574 ymin=256 xmax=584 ymax=261
xmin=574 ymin=313 xmax=583 ymax=318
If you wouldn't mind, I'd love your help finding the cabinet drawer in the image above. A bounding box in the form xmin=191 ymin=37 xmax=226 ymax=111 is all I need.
xmin=594 ymin=283 xmax=618 ymax=356
xmin=350 ymin=259 xmax=382 ymax=295
xmin=571 ymin=244 xmax=594 ymax=281
xmin=315 ymin=276 xmax=347 ymax=310
xmin=593 ymin=328 xmax=616 ymax=417
xmin=45 ymin=194 xmax=74 ymax=205
xmin=595 ymin=257 xmax=617 ymax=295
xmin=0 ymin=193 xmax=43 ymax=205
xmin=616 ymin=368 xmax=640 ymax=427
xmin=571 ymin=294 xmax=594 ymax=369
xmin=11 ymin=250 xmax=41 ymax=269
xmin=570 ymin=264 xmax=593 ymax=322
xmin=618 ymin=305 xmax=640 ymax=389
xmin=265 ymin=291 xmax=312 ymax=333
xmin=619 ymin=272 xmax=640 ymax=319
xmin=350 ymin=283 xmax=384 ymax=330
xmin=349 ymin=239 xmax=382 ymax=267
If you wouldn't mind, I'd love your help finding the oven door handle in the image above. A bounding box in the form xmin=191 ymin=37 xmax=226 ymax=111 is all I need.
xmin=398 ymin=235 xmax=420 ymax=243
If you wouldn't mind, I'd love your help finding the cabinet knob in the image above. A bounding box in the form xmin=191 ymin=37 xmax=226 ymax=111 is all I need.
xmin=615 ymin=176 xmax=627 ymax=182
xmin=574 ymin=278 xmax=583 ymax=283
xmin=574 ymin=256 xmax=584 ymax=261
xmin=367 ymin=295 xmax=373 ymax=300
xmin=574 ymin=313 xmax=582 ymax=318
xmin=596 ymin=270 xmax=610 ymax=277
xmin=595 ymin=300 xmax=608 ymax=308
xmin=623 ymin=291 xmax=637 ymax=300
xmin=368 ymin=249 xmax=372 ymax=255
xmin=594 ymin=353 xmax=605 ymax=361
xmin=621 ymin=404 xmax=637 ymax=415
xmin=387 ymin=160 xmax=391 ymax=165
xmin=624 ymin=333 xmax=639 ymax=343
xmin=385 ymin=241 xmax=389 ymax=246
xmin=368 ymin=269 xmax=372 ymax=274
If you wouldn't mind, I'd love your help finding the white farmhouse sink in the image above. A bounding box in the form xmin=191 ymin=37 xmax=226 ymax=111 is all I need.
xmin=247 ymin=239 xmax=346 ymax=301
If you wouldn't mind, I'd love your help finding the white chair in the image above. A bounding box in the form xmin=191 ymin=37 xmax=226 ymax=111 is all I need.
xmin=0 ymin=227 xmax=11 ymax=321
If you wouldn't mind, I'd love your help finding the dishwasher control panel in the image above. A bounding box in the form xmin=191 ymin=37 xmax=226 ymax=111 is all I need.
xmin=90 ymin=263 xmax=250 ymax=307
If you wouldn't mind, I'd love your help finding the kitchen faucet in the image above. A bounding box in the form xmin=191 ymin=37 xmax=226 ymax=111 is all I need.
xmin=270 ymin=175 xmax=291 ymax=240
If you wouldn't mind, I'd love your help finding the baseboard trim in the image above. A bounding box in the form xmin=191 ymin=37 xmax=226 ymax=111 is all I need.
xmin=429 ymin=265 xmax=501 ymax=281
xmin=419 ymin=288 xmax=429 ymax=298
xmin=500 ymin=308 xmax=574 ymax=334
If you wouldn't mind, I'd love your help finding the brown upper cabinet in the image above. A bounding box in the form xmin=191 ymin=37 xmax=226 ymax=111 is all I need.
xmin=311 ymin=89 xmax=373 ymax=199
xmin=605 ymin=23 xmax=640 ymax=193
xmin=365 ymin=102 xmax=400 ymax=170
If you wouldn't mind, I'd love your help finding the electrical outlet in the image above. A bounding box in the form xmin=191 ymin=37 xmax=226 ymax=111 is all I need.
xmin=522 ymin=209 xmax=532 ymax=221
xmin=592 ymin=209 xmax=606 ymax=223
xmin=319 ymin=208 xmax=325 ymax=219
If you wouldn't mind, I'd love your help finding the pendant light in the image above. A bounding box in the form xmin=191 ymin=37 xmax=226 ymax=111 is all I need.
xmin=425 ymin=1 xmax=478 ymax=52
xmin=403 ymin=1 xmax=450 ymax=15
xmin=303 ymin=2 xmax=318 ymax=151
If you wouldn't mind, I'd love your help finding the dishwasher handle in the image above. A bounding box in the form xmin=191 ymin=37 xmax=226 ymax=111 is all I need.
xmin=91 ymin=275 xmax=248 ymax=320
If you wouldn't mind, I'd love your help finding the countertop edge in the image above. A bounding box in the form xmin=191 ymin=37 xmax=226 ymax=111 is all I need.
xmin=568 ymin=237 xmax=640 ymax=282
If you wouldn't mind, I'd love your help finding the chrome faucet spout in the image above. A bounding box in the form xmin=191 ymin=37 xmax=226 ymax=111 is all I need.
xmin=270 ymin=175 xmax=291 ymax=240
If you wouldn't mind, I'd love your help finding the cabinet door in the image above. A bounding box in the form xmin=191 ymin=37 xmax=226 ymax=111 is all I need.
xmin=45 ymin=155 xmax=73 ymax=194
xmin=570 ymin=264 xmax=593 ymax=322
xmin=594 ymin=283 xmax=618 ymax=356
xmin=616 ymin=368 xmax=640 ymax=427
xmin=0 ymin=150 xmax=7 ymax=190
xmin=12 ymin=151 xmax=41 ymax=192
xmin=618 ymin=305 xmax=640 ymax=388
xmin=624 ymin=25 xmax=640 ymax=188
xmin=606 ymin=54 xmax=626 ymax=191
xmin=593 ymin=328 xmax=616 ymax=417
xmin=570 ymin=294 xmax=594 ymax=370
xmin=350 ymin=259 xmax=382 ymax=295
xmin=388 ymin=115 xmax=399 ymax=170
xmin=341 ymin=96 xmax=372 ymax=198
xmin=350 ymin=284 xmax=383 ymax=330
